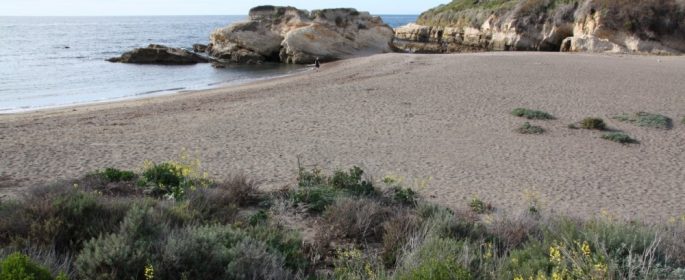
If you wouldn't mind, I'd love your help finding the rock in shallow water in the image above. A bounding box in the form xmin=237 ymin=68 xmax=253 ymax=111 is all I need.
xmin=209 ymin=6 xmax=395 ymax=65
xmin=107 ymin=44 xmax=209 ymax=65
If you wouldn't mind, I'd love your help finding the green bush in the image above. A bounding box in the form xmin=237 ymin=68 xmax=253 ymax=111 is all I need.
xmin=158 ymin=224 xmax=297 ymax=280
xmin=245 ymin=225 xmax=308 ymax=271
xmin=516 ymin=122 xmax=544 ymax=134
xmin=602 ymin=132 xmax=638 ymax=144
xmin=398 ymin=257 xmax=472 ymax=280
xmin=248 ymin=210 xmax=268 ymax=226
xmin=498 ymin=242 xmax=551 ymax=279
xmin=75 ymin=232 xmax=148 ymax=280
xmin=17 ymin=188 xmax=129 ymax=254
xmin=158 ymin=224 xmax=247 ymax=279
xmin=469 ymin=197 xmax=493 ymax=214
xmin=291 ymin=185 xmax=339 ymax=213
xmin=75 ymin=206 xmax=160 ymax=280
xmin=0 ymin=252 xmax=54 ymax=280
xmin=224 ymin=239 xmax=291 ymax=280
xmin=330 ymin=166 xmax=376 ymax=196
xmin=139 ymin=161 xmax=210 ymax=200
xmin=613 ymin=112 xmax=672 ymax=129
xmin=390 ymin=186 xmax=419 ymax=206
xmin=580 ymin=117 xmax=606 ymax=130
xmin=396 ymin=238 xmax=472 ymax=280
xmin=511 ymin=108 xmax=555 ymax=120
xmin=98 ymin=168 xmax=135 ymax=182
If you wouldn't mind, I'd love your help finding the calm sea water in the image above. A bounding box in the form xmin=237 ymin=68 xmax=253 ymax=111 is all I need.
xmin=0 ymin=15 xmax=417 ymax=113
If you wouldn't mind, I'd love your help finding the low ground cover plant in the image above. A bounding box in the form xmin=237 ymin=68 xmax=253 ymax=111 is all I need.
xmin=602 ymin=132 xmax=638 ymax=144
xmin=1 ymin=161 xmax=684 ymax=279
xmin=516 ymin=122 xmax=544 ymax=134
xmin=580 ymin=117 xmax=606 ymax=130
xmin=511 ymin=108 xmax=555 ymax=120
xmin=613 ymin=112 xmax=672 ymax=129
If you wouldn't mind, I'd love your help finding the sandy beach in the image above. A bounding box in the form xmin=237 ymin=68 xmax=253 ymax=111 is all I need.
xmin=1 ymin=52 xmax=684 ymax=221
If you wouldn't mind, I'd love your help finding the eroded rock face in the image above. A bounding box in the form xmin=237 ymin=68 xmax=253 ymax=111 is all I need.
xmin=395 ymin=0 xmax=685 ymax=55
xmin=209 ymin=6 xmax=394 ymax=65
xmin=107 ymin=44 xmax=209 ymax=65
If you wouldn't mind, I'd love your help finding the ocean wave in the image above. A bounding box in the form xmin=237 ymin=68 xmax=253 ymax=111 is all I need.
xmin=135 ymin=87 xmax=186 ymax=96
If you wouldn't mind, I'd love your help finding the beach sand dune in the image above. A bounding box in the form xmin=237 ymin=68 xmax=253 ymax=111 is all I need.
xmin=1 ymin=52 xmax=684 ymax=221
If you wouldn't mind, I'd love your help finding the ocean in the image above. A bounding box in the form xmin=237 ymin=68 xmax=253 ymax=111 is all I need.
xmin=0 ymin=15 xmax=417 ymax=113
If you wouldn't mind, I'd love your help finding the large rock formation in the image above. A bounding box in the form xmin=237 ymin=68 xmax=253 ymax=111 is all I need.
xmin=209 ymin=6 xmax=395 ymax=64
xmin=394 ymin=0 xmax=685 ymax=55
xmin=107 ymin=44 xmax=209 ymax=65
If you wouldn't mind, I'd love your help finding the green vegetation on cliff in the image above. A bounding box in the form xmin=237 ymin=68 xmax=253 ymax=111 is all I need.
xmin=417 ymin=0 xmax=576 ymax=27
xmin=418 ymin=0 xmax=685 ymax=42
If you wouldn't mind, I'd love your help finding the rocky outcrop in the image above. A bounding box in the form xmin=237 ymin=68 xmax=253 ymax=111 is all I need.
xmin=107 ymin=44 xmax=208 ymax=65
xmin=193 ymin=44 xmax=209 ymax=53
xmin=395 ymin=0 xmax=685 ymax=55
xmin=209 ymin=6 xmax=394 ymax=65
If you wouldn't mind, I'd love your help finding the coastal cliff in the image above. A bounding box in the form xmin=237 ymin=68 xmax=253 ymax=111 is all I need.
xmin=209 ymin=6 xmax=395 ymax=64
xmin=394 ymin=0 xmax=685 ymax=55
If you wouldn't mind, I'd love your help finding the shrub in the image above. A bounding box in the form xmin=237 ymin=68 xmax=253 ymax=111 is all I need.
xmin=245 ymin=225 xmax=308 ymax=271
xmin=185 ymin=187 xmax=240 ymax=224
xmin=157 ymin=225 xmax=247 ymax=279
xmin=390 ymin=186 xmax=419 ymax=206
xmin=75 ymin=233 xmax=148 ymax=280
xmin=139 ymin=159 xmax=210 ymax=200
xmin=97 ymin=168 xmax=135 ymax=182
xmin=469 ymin=197 xmax=493 ymax=214
xmin=213 ymin=175 xmax=260 ymax=206
xmin=291 ymin=185 xmax=339 ymax=213
xmin=0 ymin=252 xmax=54 ymax=280
xmin=382 ymin=211 xmax=422 ymax=266
xmin=516 ymin=122 xmax=544 ymax=134
xmin=580 ymin=117 xmax=606 ymax=130
xmin=75 ymin=206 xmax=161 ymax=280
xmin=19 ymin=187 xmax=130 ymax=254
xmin=397 ymin=256 xmax=472 ymax=280
xmin=601 ymin=132 xmax=637 ymax=144
xmin=511 ymin=108 xmax=555 ymax=120
xmin=613 ymin=112 xmax=673 ymax=129
xmin=682 ymin=116 xmax=685 ymax=125
xmin=332 ymin=247 xmax=387 ymax=280
xmin=324 ymin=197 xmax=390 ymax=243
xmin=330 ymin=166 xmax=376 ymax=196
xmin=395 ymin=238 xmax=471 ymax=280
xmin=498 ymin=242 xmax=551 ymax=279
xmin=249 ymin=210 xmax=268 ymax=226
xmin=224 ymin=239 xmax=291 ymax=280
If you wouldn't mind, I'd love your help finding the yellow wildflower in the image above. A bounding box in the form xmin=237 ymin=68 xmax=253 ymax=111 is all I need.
xmin=551 ymin=271 xmax=563 ymax=280
xmin=581 ymin=241 xmax=591 ymax=257
xmin=514 ymin=276 xmax=524 ymax=280
xmin=593 ymin=262 xmax=607 ymax=274
xmin=549 ymin=244 xmax=562 ymax=264
xmin=144 ymin=263 xmax=154 ymax=280
xmin=365 ymin=262 xmax=376 ymax=279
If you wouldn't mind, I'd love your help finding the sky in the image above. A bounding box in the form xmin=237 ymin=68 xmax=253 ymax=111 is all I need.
xmin=1 ymin=0 xmax=448 ymax=16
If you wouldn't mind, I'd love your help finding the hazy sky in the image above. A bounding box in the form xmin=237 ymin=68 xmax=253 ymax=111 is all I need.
xmin=2 ymin=0 xmax=447 ymax=16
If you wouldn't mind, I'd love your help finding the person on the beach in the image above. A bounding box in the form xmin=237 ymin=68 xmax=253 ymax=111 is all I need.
xmin=314 ymin=57 xmax=320 ymax=70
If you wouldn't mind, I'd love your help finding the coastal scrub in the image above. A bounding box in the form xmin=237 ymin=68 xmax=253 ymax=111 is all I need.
xmin=511 ymin=108 xmax=555 ymax=120
xmin=613 ymin=112 xmax=672 ymax=129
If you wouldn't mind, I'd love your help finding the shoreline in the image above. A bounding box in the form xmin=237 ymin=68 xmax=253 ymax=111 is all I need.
xmin=0 ymin=65 xmax=312 ymax=116
xmin=2 ymin=52 xmax=684 ymax=222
